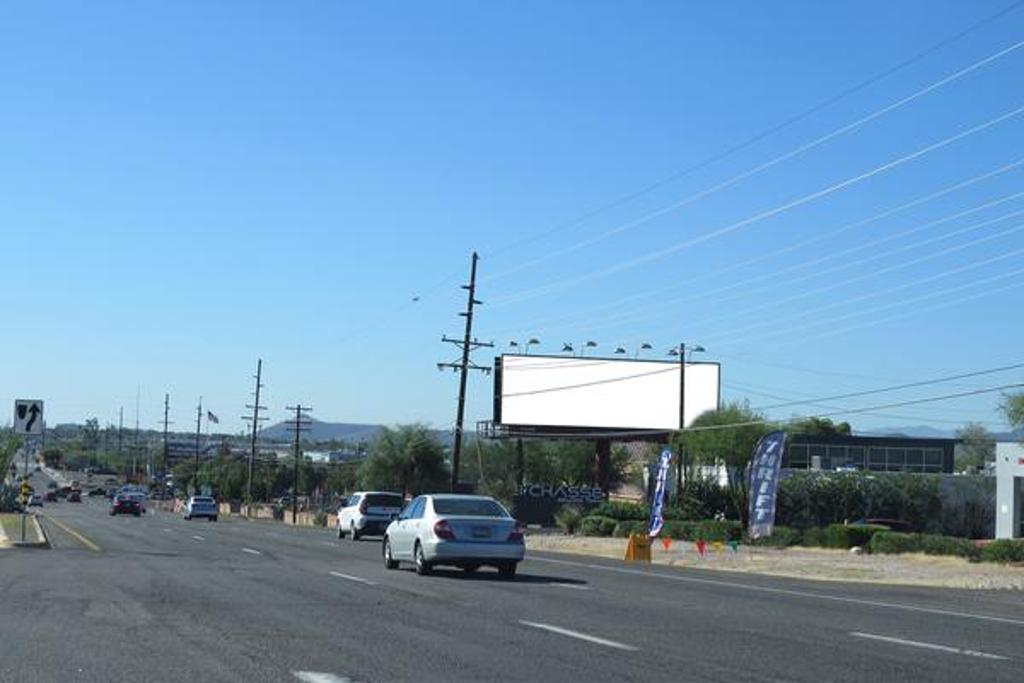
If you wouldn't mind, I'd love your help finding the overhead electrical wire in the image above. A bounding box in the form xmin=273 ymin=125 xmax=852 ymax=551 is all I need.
xmin=479 ymin=0 xmax=1024 ymax=267
xmin=682 ymin=383 xmax=1024 ymax=434
xmin=538 ymin=195 xmax=1024 ymax=338
xmin=484 ymin=160 xmax=1024 ymax=339
xmin=490 ymin=104 xmax=1024 ymax=307
xmin=694 ymin=222 xmax=1024 ymax=338
xmin=484 ymin=39 xmax=1024 ymax=284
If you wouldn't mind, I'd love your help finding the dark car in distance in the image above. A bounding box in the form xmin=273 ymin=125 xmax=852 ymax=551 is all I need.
xmin=68 ymin=490 xmax=82 ymax=503
xmin=109 ymin=494 xmax=142 ymax=517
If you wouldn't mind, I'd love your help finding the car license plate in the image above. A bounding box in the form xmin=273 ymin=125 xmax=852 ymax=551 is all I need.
xmin=472 ymin=526 xmax=491 ymax=539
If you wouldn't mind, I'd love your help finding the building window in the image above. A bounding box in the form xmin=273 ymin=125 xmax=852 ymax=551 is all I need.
xmin=809 ymin=445 xmax=826 ymax=469
xmin=787 ymin=445 xmax=809 ymax=469
xmin=869 ymin=448 xmax=886 ymax=470
xmin=924 ymin=449 xmax=943 ymax=466
xmin=848 ymin=446 xmax=866 ymax=469
xmin=829 ymin=446 xmax=848 ymax=469
xmin=887 ymin=448 xmax=906 ymax=471
xmin=906 ymin=449 xmax=924 ymax=472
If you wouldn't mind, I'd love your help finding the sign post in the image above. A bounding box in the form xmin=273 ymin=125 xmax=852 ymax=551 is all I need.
xmin=14 ymin=400 xmax=45 ymax=544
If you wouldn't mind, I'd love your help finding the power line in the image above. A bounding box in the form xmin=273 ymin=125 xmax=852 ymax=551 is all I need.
xmin=484 ymin=160 xmax=1024 ymax=340
xmin=490 ymin=104 xmax=1024 ymax=307
xmin=727 ymin=262 xmax=1024 ymax=348
xmin=699 ymin=227 xmax=1024 ymax=340
xmin=484 ymin=38 xmax=1024 ymax=284
xmin=749 ymin=362 xmax=1024 ymax=411
xmin=684 ymin=383 xmax=1024 ymax=434
xmin=479 ymin=0 xmax=1024 ymax=262
xmin=533 ymin=192 xmax=1024 ymax=338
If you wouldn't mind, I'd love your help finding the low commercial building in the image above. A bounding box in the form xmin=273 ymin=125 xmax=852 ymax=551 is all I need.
xmin=782 ymin=434 xmax=956 ymax=474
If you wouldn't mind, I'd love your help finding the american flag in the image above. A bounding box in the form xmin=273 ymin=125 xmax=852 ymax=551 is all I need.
xmin=207 ymin=411 xmax=220 ymax=424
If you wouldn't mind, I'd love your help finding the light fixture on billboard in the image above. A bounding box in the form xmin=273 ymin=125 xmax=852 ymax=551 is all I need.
xmin=527 ymin=338 xmax=540 ymax=354
xmin=614 ymin=346 xmax=627 ymax=355
xmin=636 ymin=342 xmax=652 ymax=358
xmin=581 ymin=340 xmax=598 ymax=356
xmin=561 ymin=343 xmax=573 ymax=354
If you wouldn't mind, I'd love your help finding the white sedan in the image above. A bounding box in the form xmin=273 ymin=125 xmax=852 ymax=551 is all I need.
xmin=383 ymin=494 xmax=524 ymax=578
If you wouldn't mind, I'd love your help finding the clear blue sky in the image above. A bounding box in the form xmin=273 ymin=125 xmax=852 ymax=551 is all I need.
xmin=2 ymin=1 xmax=1022 ymax=435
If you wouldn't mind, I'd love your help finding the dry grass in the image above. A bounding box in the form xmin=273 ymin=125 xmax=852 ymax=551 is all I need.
xmin=526 ymin=535 xmax=1024 ymax=590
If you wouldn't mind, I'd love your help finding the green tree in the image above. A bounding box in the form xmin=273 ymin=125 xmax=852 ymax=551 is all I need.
xmin=787 ymin=417 xmax=851 ymax=436
xmin=357 ymin=424 xmax=449 ymax=496
xmin=954 ymin=423 xmax=995 ymax=473
xmin=82 ymin=418 xmax=100 ymax=451
xmin=678 ymin=401 xmax=771 ymax=519
xmin=1002 ymin=392 xmax=1024 ymax=435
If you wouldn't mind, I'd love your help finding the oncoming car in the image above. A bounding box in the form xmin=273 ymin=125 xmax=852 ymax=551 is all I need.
xmin=383 ymin=494 xmax=524 ymax=578
xmin=184 ymin=496 xmax=218 ymax=522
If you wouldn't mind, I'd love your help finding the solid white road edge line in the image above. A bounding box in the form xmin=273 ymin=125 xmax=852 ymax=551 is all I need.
xmin=518 ymin=620 xmax=638 ymax=651
xmin=549 ymin=582 xmax=591 ymax=590
xmin=292 ymin=672 xmax=355 ymax=683
xmin=329 ymin=571 xmax=378 ymax=586
xmin=849 ymin=632 xmax=1010 ymax=661
xmin=241 ymin=547 xmax=262 ymax=555
xmin=531 ymin=556 xmax=1024 ymax=627
xmin=191 ymin=535 xmax=205 ymax=541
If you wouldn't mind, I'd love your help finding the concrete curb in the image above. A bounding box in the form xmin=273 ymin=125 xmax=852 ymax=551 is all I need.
xmin=12 ymin=514 xmax=50 ymax=549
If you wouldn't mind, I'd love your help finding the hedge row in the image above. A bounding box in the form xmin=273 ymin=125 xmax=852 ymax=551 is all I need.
xmin=583 ymin=516 xmax=743 ymax=542
xmin=868 ymin=531 xmax=979 ymax=559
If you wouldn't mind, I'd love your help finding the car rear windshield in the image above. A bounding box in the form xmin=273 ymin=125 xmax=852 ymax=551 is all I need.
xmin=364 ymin=494 xmax=403 ymax=507
xmin=432 ymin=498 xmax=508 ymax=517
xmin=193 ymin=497 xmax=214 ymax=504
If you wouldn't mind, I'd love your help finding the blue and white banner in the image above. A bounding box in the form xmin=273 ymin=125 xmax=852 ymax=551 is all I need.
xmin=647 ymin=448 xmax=673 ymax=538
xmin=747 ymin=430 xmax=787 ymax=540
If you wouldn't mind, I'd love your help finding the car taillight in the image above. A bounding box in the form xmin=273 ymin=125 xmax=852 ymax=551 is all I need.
xmin=433 ymin=519 xmax=456 ymax=541
xmin=508 ymin=526 xmax=524 ymax=543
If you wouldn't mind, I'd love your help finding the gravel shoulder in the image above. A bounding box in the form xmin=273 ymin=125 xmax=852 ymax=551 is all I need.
xmin=526 ymin=535 xmax=1024 ymax=590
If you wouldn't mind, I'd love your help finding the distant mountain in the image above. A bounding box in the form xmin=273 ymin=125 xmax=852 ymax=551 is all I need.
xmin=259 ymin=419 xmax=456 ymax=447
xmin=260 ymin=419 xmax=383 ymax=443
xmin=857 ymin=425 xmax=1024 ymax=441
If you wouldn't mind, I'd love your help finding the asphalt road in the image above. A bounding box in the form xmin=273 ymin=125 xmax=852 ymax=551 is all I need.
xmin=2 ymin=485 xmax=1023 ymax=682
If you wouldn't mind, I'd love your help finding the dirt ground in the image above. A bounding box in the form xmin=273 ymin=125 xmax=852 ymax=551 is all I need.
xmin=526 ymin=534 xmax=1024 ymax=590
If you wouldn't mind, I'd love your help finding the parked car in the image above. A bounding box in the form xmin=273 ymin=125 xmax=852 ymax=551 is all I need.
xmin=337 ymin=491 xmax=404 ymax=541
xmin=383 ymin=494 xmax=524 ymax=578
xmin=88 ymin=487 xmax=106 ymax=497
xmin=184 ymin=496 xmax=218 ymax=522
xmin=67 ymin=490 xmax=82 ymax=503
xmin=110 ymin=494 xmax=142 ymax=516
xmin=44 ymin=491 xmax=58 ymax=502
xmin=27 ymin=493 xmax=44 ymax=507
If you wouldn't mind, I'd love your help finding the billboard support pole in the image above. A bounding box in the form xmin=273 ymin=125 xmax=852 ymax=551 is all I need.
xmin=595 ymin=439 xmax=611 ymax=494
xmin=516 ymin=438 xmax=525 ymax=491
xmin=677 ymin=343 xmax=686 ymax=501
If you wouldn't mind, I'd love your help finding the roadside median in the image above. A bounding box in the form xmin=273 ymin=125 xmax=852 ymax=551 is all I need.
xmin=0 ymin=513 xmax=49 ymax=549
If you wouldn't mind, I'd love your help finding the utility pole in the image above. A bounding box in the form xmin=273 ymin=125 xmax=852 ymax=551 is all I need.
xmin=242 ymin=359 xmax=267 ymax=516
xmin=284 ymin=404 xmax=312 ymax=524
xmin=438 ymin=251 xmax=493 ymax=492
xmin=118 ymin=407 xmax=124 ymax=483
xmin=161 ymin=393 xmax=172 ymax=496
xmin=194 ymin=397 xmax=203 ymax=493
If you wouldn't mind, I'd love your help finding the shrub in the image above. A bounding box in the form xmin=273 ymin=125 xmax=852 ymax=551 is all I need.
xmin=612 ymin=520 xmax=647 ymax=538
xmin=980 ymin=539 xmax=1024 ymax=564
xmin=661 ymin=520 xmax=694 ymax=540
xmin=919 ymin=534 xmax=980 ymax=560
xmin=313 ymin=511 xmax=329 ymax=527
xmin=590 ymin=501 xmax=648 ymax=521
xmin=578 ymin=515 xmax=618 ymax=537
xmin=799 ymin=527 xmax=828 ymax=547
xmin=747 ymin=526 xmax=802 ymax=547
xmin=868 ymin=532 xmax=980 ymax=560
xmin=690 ymin=520 xmax=743 ymax=542
xmin=868 ymin=531 xmax=922 ymax=555
xmin=554 ymin=506 xmax=583 ymax=535
xmin=824 ymin=524 xmax=888 ymax=549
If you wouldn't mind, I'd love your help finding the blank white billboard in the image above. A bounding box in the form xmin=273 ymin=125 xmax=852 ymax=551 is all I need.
xmin=496 ymin=355 xmax=720 ymax=432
